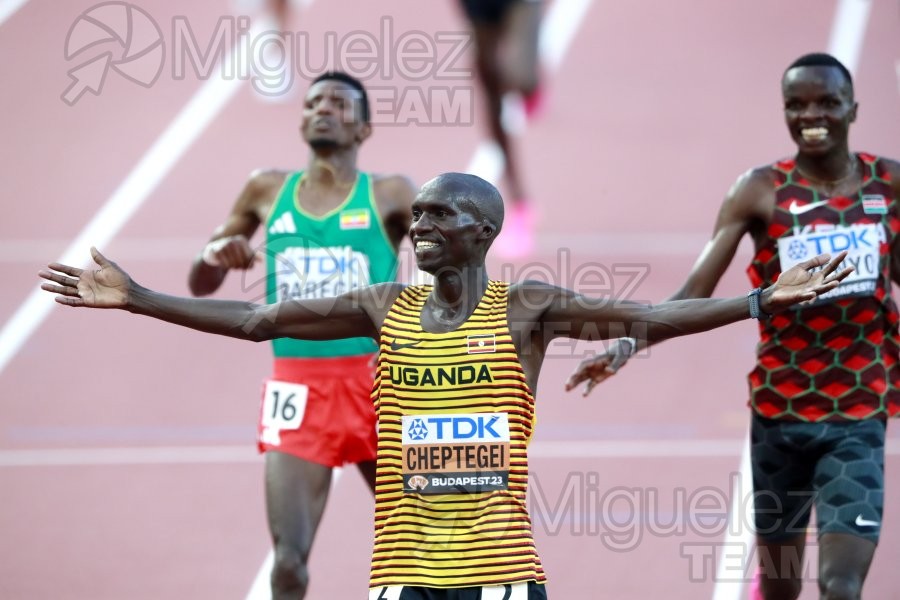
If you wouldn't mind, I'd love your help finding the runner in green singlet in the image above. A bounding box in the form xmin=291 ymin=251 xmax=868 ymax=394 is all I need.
xmin=187 ymin=71 xmax=416 ymax=600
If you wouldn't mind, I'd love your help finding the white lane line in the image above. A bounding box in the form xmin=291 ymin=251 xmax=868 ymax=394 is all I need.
xmin=0 ymin=0 xmax=29 ymax=27
xmin=0 ymin=233 xmax=756 ymax=261
xmin=0 ymin=238 xmax=207 ymax=262
xmin=465 ymin=0 xmax=595 ymax=178
xmin=0 ymin=445 xmax=260 ymax=466
xmin=711 ymin=434 xmax=753 ymax=600
xmin=539 ymin=0 xmax=594 ymax=72
xmin=826 ymin=0 xmax=872 ymax=70
xmin=895 ymin=59 xmax=900 ymax=95
xmin=532 ymin=439 xmax=744 ymax=458
xmin=244 ymin=551 xmax=275 ymax=600
xmin=3 ymin=440 xmax=738 ymax=466
xmin=0 ymin=25 xmax=255 ymax=377
xmin=243 ymin=468 xmax=343 ymax=600
xmin=712 ymin=4 xmax=872 ymax=598
xmin=6 ymin=439 xmax=899 ymax=467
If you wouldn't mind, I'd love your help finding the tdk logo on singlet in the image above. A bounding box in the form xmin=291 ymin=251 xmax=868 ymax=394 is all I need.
xmin=779 ymin=224 xmax=882 ymax=292
xmin=799 ymin=227 xmax=875 ymax=257
xmin=401 ymin=413 xmax=510 ymax=444
xmin=431 ymin=416 xmax=502 ymax=439
xmin=785 ymin=223 xmax=886 ymax=256
xmin=407 ymin=418 xmax=428 ymax=441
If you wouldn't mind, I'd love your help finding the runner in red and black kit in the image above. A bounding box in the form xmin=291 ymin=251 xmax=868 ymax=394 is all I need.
xmin=747 ymin=150 xmax=899 ymax=555
xmin=566 ymin=53 xmax=900 ymax=600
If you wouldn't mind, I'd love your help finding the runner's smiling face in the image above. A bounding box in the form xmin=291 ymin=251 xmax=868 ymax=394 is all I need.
xmin=782 ymin=65 xmax=857 ymax=158
xmin=410 ymin=191 xmax=485 ymax=274
xmin=300 ymin=80 xmax=370 ymax=150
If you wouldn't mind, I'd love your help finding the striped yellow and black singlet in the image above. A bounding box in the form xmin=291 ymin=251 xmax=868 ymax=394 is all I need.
xmin=369 ymin=281 xmax=546 ymax=589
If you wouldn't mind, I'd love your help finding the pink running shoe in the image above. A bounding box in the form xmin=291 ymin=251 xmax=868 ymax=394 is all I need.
xmin=494 ymin=201 xmax=536 ymax=259
xmin=523 ymin=84 xmax=545 ymax=122
xmin=748 ymin=566 xmax=763 ymax=600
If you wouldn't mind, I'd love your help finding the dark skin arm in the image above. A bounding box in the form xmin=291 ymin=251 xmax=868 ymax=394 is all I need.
xmin=188 ymin=169 xmax=283 ymax=296
xmin=40 ymin=246 xmax=848 ymax=397
xmin=564 ymin=167 xmax=810 ymax=395
xmin=666 ymin=168 xmax=775 ymax=300
xmin=505 ymin=249 xmax=849 ymax=392
xmin=188 ymin=171 xmax=416 ymax=296
xmin=884 ymin=160 xmax=900 ymax=286
xmin=43 ymin=247 xmax=405 ymax=343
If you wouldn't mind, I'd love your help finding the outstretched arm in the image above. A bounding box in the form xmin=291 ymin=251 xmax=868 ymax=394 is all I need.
xmin=565 ymin=169 xmax=774 ymax=394
xmin=41 ymin=248 xmax=382 ymax=342
xmin=542 ymin=250 xmax=850 ymax=368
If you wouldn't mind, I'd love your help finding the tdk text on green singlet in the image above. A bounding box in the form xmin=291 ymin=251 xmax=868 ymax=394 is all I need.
xmin=265 ymin=172 xmax=398 ymax=357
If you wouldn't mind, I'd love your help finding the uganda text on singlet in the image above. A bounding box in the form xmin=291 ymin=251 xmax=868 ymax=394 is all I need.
xmin=369 ymin=281 xmax=547 ymax=588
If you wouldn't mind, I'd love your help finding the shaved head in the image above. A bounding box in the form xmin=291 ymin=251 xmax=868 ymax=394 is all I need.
xmin=420 ymin=173 xmax=505 ymax=236
xmin=784 ymin=52 xmax=853 ymax=98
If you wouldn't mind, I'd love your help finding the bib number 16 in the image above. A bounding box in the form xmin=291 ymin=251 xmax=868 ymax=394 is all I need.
xmin=261 ymin=381 xmax=309 ymax=430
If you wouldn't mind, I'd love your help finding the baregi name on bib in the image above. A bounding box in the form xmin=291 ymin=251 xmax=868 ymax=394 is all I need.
xmin=401 ymin=413 xmax=510 ymax=494
xmin=777 ymin=224 xmax=882 ymax=303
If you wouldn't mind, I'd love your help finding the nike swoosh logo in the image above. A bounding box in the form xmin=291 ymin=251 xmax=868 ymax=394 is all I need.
xmin=788 ymin=200 xmax=829 ymax=215
xmin=855 ymin=514 xmax=879 ymax=527
xmin=390 ymin=339 xmax=422 ymax=351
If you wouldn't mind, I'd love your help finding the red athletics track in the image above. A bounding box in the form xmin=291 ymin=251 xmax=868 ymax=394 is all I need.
xmin=1 ymin=0 xmax=898 ymax=598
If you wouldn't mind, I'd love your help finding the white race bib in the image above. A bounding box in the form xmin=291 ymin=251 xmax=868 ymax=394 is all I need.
xmin=777 ymin=224 xmax=882 ymax=301
xmin=261 ymin=381 xmax=309 ymax=430
xmin=401 ymin=413 xmax=511 ymax=494
xmin=274 ymin=246 xmax=371 ymax=301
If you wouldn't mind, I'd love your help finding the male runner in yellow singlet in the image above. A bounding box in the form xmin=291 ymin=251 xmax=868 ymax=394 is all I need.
xmin=41 ymin=172 xmax=851 ymax=599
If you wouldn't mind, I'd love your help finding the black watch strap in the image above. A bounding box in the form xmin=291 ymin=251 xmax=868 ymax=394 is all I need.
xmin=747 ymin=287 xmax=770 ymax=321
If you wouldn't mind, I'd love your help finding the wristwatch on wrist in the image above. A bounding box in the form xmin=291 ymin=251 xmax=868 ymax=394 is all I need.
xmin=620 ymin=337 xmax=638 ymax=357
xmin=747 ymin=287 xmax=771 ymax=321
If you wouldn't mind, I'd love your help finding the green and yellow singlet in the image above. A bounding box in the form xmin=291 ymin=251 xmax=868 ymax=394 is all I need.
xmin=265 ymin=171 xmax=398 ymax=358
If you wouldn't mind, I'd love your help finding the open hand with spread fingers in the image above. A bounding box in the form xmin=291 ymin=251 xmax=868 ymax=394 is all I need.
xmin=564 ymin=251 xmax=854 ymax=398
xmin=760 ymin=250 xmax=853 ymax=312
xmin=564 ymin=337 xmax=636 ymax=397
xmin=39 ymin=247 xmax=132 ymax=309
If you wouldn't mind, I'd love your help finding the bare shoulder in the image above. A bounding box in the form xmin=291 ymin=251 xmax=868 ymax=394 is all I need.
xmin=359 ymin=281 xmax=409 ymax=324
xmin=723 ymin=165 xmax=777 ymax=220
xmin=371 ymin=173 xmax=418 ymax=211
xmin=238 ymin=168 xmax=290 ymax=215
xmin=247 ymin=168 xmax=290 ymax=198
xmin=507 ymin=280 xmax=565 ymax=313
xmin=731 ymin=165 xmax=776 ymax=197
xmin=877 ymin=158 xmax=900 ymax=195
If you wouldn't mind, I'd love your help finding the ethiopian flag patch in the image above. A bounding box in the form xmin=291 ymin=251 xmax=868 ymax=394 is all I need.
xmin=340 ymin=208 xmax=371 ymax=230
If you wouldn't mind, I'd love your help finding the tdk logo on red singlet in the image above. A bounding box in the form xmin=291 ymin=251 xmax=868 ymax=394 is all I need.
xmin=803 ymin=228 xmax=875 ymax=255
